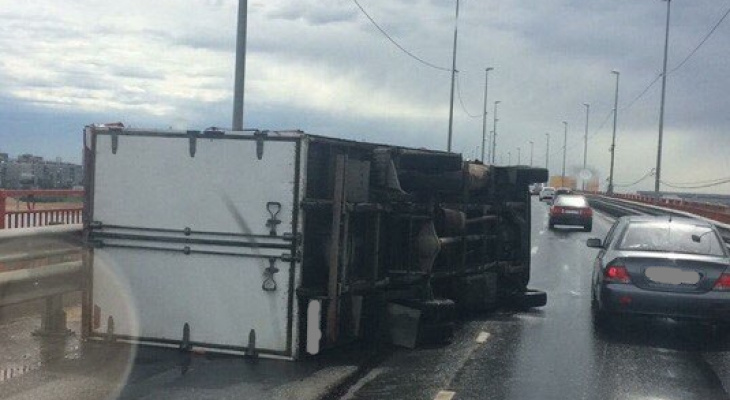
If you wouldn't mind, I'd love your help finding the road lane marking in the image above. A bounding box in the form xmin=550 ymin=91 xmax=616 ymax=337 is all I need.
xmin=476 ymin=331 xmax=491 ymax=343
xmin=434 ymin=390 xmax=456 ymax=400
xmin=539 ymin=230 xmax=545 ymax=235
xmin=531 ymin=246 xmax=539 ymax=255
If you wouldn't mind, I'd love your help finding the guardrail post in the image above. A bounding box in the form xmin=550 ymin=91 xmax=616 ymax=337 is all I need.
xmin=0 ymin=191 xmax=5 ymax=229
xmin=33 ymin=294 xmax=72 ymax=337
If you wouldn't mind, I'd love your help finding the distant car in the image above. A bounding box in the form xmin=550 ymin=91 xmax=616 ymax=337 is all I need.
xmin=588 ymin=215 xmax=730 ymax=329
xmin=539 ymin=187 xmax=555 ymax=202
xmin=554 ymin=187 xmax=573 ymax=197
xmin=548 ymin=195 xmax=592 ymax=231
xmin=529 ymin=184 xmax=543 ymax=196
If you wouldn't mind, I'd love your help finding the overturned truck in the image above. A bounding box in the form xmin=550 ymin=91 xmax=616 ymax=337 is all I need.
xmin=81 ymin=127 xmax=548 ymax=360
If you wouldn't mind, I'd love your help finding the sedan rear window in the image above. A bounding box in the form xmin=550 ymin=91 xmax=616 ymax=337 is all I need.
xmin=618 ymin=221 xmax=726 ymax=256
xmin=554 ymin=196 xmax=588 ymax=208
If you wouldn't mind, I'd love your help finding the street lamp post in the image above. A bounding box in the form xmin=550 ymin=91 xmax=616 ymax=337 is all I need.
xmin=562 ymin=121 xmax=568 ymax=186
xmin=582 ymin=103 xmax=590 ymax=190
xmin=491 ymin=101 xmax=501 ymax=164
xmin=608 ymin=70 xmax=620 ymax=194
xmin=655 ymin=0 xmax=672 ymax=194
xmin=529 ymin=141 xmax=534 ymax=166
xmin=232 ymin=0 xmax=249 ymax=131
xmin=487 ymin=130 xmax=494 ymax=162
xmin=545 ymin=133 xmax=550 ymax=170
xmin=517 ymin=147 xmax=521 ymax=165
xmin=508 ymin=151 xmax=511 ymax=166
xmin=446 ymin=0 xmax=460 ymax=152
xmin=481 ymin=67 xmax=494 ymax=162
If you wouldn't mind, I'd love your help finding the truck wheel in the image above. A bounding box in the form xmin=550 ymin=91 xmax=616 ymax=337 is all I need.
xmin=517 ymin=289 xmax=547 ymax=309
xmin=548 ymin=222 xmax=555 ymax=230
xmin=584 ymin=222 xmax=593 ymax=232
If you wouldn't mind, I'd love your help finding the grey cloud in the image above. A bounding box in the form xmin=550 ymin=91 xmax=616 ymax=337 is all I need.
xmin=267 ymin=1 xmax=358 ymax=26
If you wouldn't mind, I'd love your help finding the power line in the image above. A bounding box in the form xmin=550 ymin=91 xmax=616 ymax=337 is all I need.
xmin=662 ymin=175 xmax=730 ymax=186
xmin=351 ymin=0 xmax=451 ymax=72
xmin=456 ymin=72 xmax=481 ymax=118
xmin=660 ymin=178 xmax=730 ymax=190
xmin=614 ymin=169 xmax=655 ymax=188
xmin=668 ymin=5 xmax=730 ymax=75
xmin=618 ymin=5 xmax=730 ymax=113
xmin=621 ymin=74 xmax=661 ymax=112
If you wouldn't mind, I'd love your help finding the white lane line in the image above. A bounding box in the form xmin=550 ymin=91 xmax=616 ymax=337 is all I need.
xmin=531 ymin=246 xmax=539 ymax=255
xmin=434 ymin=390 xmax=456 ymax=400
xmin=476 ymin=331 xmax=491 ymax=343
xmin=539 ymin=230 xmax=545 ymax=235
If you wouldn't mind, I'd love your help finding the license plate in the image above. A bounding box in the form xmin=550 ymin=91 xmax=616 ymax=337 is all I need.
xmin=645 ymin=267 xmax=700 ymax=285
xmin=564 ymin=210 xmax=579 ymax=215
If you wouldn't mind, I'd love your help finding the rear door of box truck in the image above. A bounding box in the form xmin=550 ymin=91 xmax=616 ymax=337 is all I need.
xmin=84 ymin=128 xmax=306 ymax=358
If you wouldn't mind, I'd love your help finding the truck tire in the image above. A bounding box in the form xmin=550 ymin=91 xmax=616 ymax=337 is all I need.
xmin=548 ymin=222 xmax=555 ymax=230
xmin=584 ymin=222 xmax=593 ymax=232
xmin=418 ymin=321 xmax=455 ymax=345
xmin=517 ymin=289 xmax=547 ymax=309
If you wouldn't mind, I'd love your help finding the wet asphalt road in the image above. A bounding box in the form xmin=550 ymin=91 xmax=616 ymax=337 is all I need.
xmin=340 ymin=197 xmax=730 ymax=400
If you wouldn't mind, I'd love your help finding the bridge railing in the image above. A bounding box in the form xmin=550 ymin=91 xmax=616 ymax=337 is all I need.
xmin=0 ymin=190 xmax=84 ymax=229
xmin=586 ymin=191 xmax=730 ymax=224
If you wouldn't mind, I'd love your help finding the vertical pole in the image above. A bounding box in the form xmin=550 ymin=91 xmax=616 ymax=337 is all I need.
xmin=326 ymin=155 xmax=347 ymax=344
xmin=655 ymin=0 xmax=671 ymax=194
xmin=545 ymin=133 xmax=550 ymax=170
xmin=0 ymin=190 xmax=5 ymax=229
xmin=447 ymin=0 xmax=460 ymax=152
xmin=608 ymin=71 xmax=620 ymax=194
xmin=517 ymin=147 xmax=521 ymax=165
xmin=481 ymin=68 xmax=493 ymax=161
xmin=232 ymin=0 xmax=248 ymax=131
xmin=508 ymin=151 xmax=511 ymax=166
xmin=492 ymin=101 xmax=500 ymax=164
xmin=583 ymin=103 xmax=590 ymax=190
xmin=529 ymin=141 xmax=534 ymax=167
xmin=562 ymin=122 xmax=568 ymax=186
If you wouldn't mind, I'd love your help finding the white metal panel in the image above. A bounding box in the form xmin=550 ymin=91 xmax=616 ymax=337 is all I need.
xmin=92 ymin=247 xmax=293 ymax=352
xmin=93 ymin=134 xmax=297 ymax=236
xmin=90 ymin=132 xmax=302 ymax=356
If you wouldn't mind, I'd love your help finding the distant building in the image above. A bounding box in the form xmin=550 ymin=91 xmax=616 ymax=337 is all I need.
xmin=0 ymin=152 xmax=82 ymax=189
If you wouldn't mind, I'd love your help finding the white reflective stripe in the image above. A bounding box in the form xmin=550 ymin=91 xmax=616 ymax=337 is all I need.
xmin=476 ymin=331 xmax=491 ymax=343
xmin=434 ymin=390 xmax=456 ymax=400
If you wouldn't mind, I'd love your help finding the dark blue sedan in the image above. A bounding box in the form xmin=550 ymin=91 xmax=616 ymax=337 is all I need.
xmin=588 ymin=215 xmax=730 ymax=327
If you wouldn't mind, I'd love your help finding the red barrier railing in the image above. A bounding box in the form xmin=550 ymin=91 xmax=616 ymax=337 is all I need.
xmin=0 ymin=190 xmax=84 ymax=229
xmin=591 ymin=191 xmax=730 ymax=225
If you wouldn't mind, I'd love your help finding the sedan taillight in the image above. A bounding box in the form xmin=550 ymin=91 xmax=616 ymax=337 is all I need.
xmin=551 ymin=206 xmax=563 ymax=216
xmin=713 ymin=273 xmax=730 ymax=291
xmin=581 ymin=208 xmax=593 ymax=217
xmin=604 ymin=263 xmax=631 ymax=284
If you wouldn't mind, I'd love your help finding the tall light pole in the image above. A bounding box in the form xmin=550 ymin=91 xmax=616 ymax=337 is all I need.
xmin=508 ymin=151 xmax=511 ymax=166
xmin=545 ymin=133 xmax=550 ymax=170
xmin=655 ymin=0 xmax=672 ymax=194
xmin=562 ymin=121 xmax=568 ymax=186
xmin=487 ymin=130 xmax=494 ymax=162
xmin=582 ymin=103 xmax=590 ymax=190
xmin=608 ymin=70 xmax=620 ymax=194
xmin=446 ymin=0 xmax=460 ymax=152
xmin=481 ymin=67 xmax=494 ymax=161
xmin=517 ymin=147 xmax=521 ymax=165
xmin=232 ymin=0 xmax=249 ymax=131
xmin=491 ymin=101 xmax=501 ymax=164
xmin=529 ymin=141 xmax=534 ymax=166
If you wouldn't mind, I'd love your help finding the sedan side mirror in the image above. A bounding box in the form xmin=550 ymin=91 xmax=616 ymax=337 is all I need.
xmin=586 ymin=238 xmax=603 ymax=248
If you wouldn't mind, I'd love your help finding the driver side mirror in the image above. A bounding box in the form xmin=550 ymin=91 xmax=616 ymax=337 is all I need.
xmin=586 ymin=238 xmax=603 ymax=248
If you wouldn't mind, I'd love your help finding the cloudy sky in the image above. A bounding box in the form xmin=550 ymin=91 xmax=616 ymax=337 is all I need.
xmin=0 ymin=0 xmax=728 ymax=193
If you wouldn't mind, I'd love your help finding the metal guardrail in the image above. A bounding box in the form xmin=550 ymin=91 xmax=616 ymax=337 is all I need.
xmin=586 ymin=194 xmax=730 ymax=245
xmin=0 ymin=190 xmax=84 ymax=229
xmin=585 ymin=191 xmax=730 ymax=224
xmin=0 ymin=224 xmax=84 ymax=335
